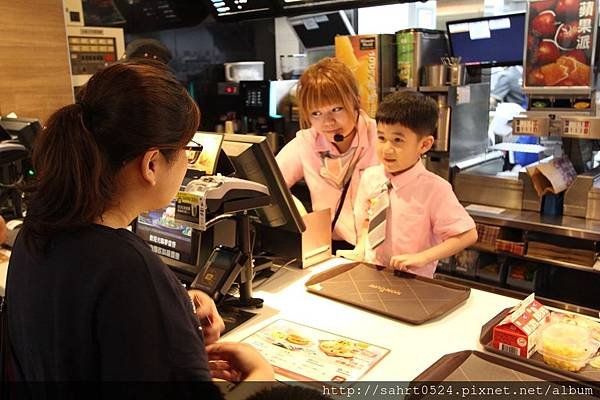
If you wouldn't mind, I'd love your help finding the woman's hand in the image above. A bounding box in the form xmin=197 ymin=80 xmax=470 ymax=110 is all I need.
xmin=206 ymin=342 xmax=274 ymax=382
xmin=188 ymin=290 xmax=225 ymax=344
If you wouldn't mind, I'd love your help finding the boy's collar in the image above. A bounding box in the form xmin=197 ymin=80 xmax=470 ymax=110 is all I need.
xmin=385 ymin=160 xmax=426 ymax=190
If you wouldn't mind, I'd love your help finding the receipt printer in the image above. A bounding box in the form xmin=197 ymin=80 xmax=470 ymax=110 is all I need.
xmin=174 ymin=175 xmax=270 ymax=230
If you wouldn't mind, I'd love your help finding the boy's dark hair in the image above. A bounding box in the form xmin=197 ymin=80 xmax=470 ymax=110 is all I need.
xmin=246 ymin=385 xmax=333 ymax=400
xmin=376 ymin=90 xmax=438 ymax=137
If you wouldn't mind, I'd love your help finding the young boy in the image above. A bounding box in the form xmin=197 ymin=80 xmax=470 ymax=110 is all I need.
xmin=339 ymin=91 xmax=477 ymax=278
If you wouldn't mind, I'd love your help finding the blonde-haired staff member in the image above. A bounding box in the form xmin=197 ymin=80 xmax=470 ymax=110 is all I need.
xmin=276 ymin=58 xmax=379 ymax=250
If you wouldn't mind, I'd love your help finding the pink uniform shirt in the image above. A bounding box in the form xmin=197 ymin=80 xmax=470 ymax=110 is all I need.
xmin=276 ymin=111 xmax=379 ymax=244
xmin=356 ymin=161 xmax=476 ymax=278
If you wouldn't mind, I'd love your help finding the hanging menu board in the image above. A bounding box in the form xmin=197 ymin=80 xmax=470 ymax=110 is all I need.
xmin=524 ymin=0 xmax=598 ymax=89
xmin=204 ymin=0 xmax=275 ymax=20
xmin=277 ymin=0 xmax=391 ymax=15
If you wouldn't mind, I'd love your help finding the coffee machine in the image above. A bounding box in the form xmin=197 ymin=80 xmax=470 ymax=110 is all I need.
xmin=395 ymin=28 xmax=490 ymax=183
xmin=193 ymin=80 xmax=289 ymax=153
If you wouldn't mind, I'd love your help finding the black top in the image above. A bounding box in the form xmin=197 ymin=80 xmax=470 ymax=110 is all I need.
xmin=6 ymin=224 xmax=213 ymax=382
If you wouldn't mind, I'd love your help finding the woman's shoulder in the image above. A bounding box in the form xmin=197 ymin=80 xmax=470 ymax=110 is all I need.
xmin=64 ymin=225 xmax=163 ymax=273
xmin=294 ymin=127 xmax=318 ymax=143
xmin=9 ymin=225 xmax=165 ymax=286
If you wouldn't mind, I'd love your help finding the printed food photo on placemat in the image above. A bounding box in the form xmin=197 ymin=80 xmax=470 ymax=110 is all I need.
xmin=242 ymin=319 xmax=389 ymax=386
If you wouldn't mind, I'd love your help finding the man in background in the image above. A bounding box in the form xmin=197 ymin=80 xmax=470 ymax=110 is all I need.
xmin=490 ymin=66 xmax=526 ymax=110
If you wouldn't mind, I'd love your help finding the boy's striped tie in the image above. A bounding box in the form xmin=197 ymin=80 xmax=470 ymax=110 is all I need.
xmin=367 ymin=180 xmax=392 ymax=249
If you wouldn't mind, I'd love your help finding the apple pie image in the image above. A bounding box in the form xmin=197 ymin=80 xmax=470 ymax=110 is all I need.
xmin=285 ymin=333 xmax=311 ymax=346
xmin=319 ymin=339 xmax=357 ymax=358
xmin=530 ymin=55 xmax=590 ymax=86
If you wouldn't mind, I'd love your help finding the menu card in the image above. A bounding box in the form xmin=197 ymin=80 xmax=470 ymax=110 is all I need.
xmin=242 ymin=320 xmax=389 ymax=386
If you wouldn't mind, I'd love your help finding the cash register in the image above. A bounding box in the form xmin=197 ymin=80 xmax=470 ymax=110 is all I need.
xmin=135 ymin=132 xmax=272 ymax=309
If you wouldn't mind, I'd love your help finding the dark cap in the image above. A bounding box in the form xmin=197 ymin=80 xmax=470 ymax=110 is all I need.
xmin=124 ymin=38 xmax=173 ymax=64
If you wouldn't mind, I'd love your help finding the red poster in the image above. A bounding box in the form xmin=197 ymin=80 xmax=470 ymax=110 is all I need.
xmin=524 ymin=0 xmax=597 ymax=88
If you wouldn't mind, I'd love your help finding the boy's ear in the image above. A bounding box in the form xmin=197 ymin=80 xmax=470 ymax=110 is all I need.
xmin=419 ymin=135 xmax=435 ymax=155
xmin=139 ymin=149 xmax=161 ymax=185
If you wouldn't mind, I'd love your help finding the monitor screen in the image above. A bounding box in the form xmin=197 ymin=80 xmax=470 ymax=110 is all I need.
xmin=203 ymin=0 xmax=275 ymax=20
xmin=277 ymin=0 xmax=397 ymax=16
xmin=0 ymin=117 xmax=41 ymax=150
xmin=447 ymin=13 xmax=525 ymax=67
xmin=186 ymin=131 xmax=223 ymax=176
xmin=135 ymin=201 xmax=200 ymax=275
xmin=288 ymin=11 xmax=355 ymax=49
xmin=220 ymin=134 xmax=305 ymax=233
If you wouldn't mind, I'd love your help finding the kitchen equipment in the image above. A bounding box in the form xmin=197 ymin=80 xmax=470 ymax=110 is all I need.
xmin=423 ymin=83 xmax=491 ymax=182
xmin=442 ymin=57 xmax=466 ymax=86
xmin=280 ymin=54 xmax=307 ymax=80
xmin=448 ymin=63 xmax=467 ymax=86
xmin=454 ymin=156 xmax=524 ymax=209
xmin=396 ymin=28 xmax=448 ymax=88
xmin=423 ymin=64 xmax=448 ymax=87
xmin=434 ymin=95 xmax=451 ymax=152
xmin=224 ymin=61 xmax=264 ymax=82
xmin=66 ymin=25 xmax=125 ymax=88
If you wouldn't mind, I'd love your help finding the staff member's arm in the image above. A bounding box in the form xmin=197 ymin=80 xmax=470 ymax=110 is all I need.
xmin=275 ymin=137 xmax=304 ymax=188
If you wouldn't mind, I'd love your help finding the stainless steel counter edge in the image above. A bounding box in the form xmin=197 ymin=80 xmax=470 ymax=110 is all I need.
xmin=467 ymin=206 xmax=600 ymax=241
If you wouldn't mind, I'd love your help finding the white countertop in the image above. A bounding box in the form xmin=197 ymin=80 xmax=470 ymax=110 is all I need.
xmin=222 ymin=258 xmax=520 ymax=381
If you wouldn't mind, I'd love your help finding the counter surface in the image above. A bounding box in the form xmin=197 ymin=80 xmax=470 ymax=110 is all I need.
xmin=224 ymin=258 xmax=519 ymax=381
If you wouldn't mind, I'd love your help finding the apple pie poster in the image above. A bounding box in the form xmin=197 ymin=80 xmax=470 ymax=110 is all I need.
xmin=525 ymin=0 xmax=596 ymax=88
xmin=242 ymin=319 xmax=389 ymax=385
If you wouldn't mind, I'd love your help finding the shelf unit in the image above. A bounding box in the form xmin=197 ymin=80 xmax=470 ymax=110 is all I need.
xmin=470 ymin=243 xmax=600 ymax=274
xmin=439 ymin=209 xmax=600 ymax=310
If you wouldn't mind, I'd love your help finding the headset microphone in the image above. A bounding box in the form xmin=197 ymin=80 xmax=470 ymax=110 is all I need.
xmin=333 ymin=133 xmax=344 ymax=142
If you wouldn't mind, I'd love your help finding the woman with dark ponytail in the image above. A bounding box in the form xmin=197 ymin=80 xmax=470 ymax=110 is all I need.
xmin=5 ymin=60 xmax=273 ymax=388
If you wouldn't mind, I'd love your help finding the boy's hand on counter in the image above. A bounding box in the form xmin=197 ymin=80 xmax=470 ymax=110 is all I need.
xmin=188 ymin=289 xmax=225 ymax=344
xmin=390 ymin=253 xmax=428 ymax=271
xmin=336 ymin=249 xmax=363 ymax=262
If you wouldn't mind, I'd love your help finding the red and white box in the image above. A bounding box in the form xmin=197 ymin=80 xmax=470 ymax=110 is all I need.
xmin=492 ymin=293 xmax=550 ymax=358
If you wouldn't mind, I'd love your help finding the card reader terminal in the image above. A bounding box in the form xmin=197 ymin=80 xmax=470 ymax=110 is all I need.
xmin=190 ymin=245 xmax=245 ymax=304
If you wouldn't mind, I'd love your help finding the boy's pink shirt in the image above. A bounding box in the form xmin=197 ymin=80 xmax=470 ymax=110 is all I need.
xmin=275 ymin=111 xmax=379 ymax=244
xmin=356 ymin=162 xmax=476 ymax=278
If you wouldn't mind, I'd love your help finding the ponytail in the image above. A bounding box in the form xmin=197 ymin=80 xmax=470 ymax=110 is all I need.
xmin=19 ymin=60 xmax=199 ymax=256
xmin=21 ymin=104 xmax=115 ymax=254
